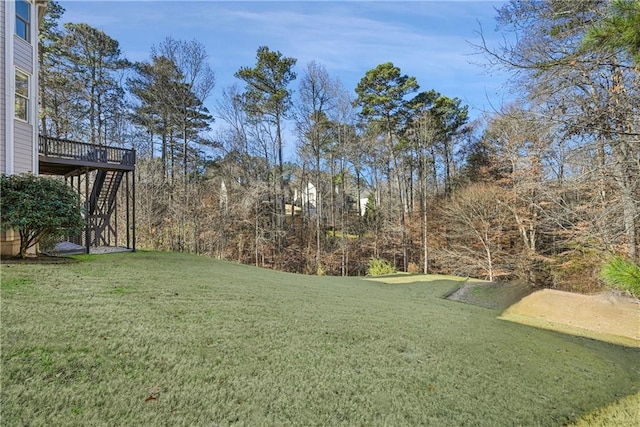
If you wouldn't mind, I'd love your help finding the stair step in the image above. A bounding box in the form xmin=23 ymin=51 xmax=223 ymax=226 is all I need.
xmin=88 ymin=170 xmax=125 ymax=246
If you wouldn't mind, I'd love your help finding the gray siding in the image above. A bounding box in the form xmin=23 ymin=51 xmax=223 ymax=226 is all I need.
xmin=0 ymin=1 xmax=5 ymax=172
xmin=1 ymin=1 xmax=38 ymax=175
xmin=14 ymin=37 xmax=33 ymax=74
xmin=14 ymin=120 xmax=34 ymax=174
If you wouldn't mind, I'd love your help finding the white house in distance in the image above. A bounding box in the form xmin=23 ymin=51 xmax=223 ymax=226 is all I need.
xmin=1 ymin=0 xmax=47 ymax=255
xmin=294 ymin=182 xmax=318 ymax=216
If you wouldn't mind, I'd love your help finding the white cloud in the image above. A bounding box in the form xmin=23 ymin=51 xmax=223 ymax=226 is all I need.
xmin=59 ymin=0 xmax=510 ymax=117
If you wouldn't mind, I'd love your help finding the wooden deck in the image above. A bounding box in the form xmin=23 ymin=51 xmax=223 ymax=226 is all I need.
xmin=39 ymin=135 xmax=135 ymax=176
xmin=37 ymin=135 xmax=136 ymax=252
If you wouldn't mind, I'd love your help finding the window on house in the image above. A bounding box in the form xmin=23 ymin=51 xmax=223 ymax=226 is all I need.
xmin=16 ymin=0 xmax=31 ymax=43
xmin=15 ymin=70 xmax=29 ymax=121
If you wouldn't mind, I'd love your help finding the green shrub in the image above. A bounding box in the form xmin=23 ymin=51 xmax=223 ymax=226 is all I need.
xmin=1 ymin=174 xmax=84 ymax=258
xmin=600 ymin=256 xmax=640 ymax=298
xmin=367 ymin=258 xmax=396 ymax=276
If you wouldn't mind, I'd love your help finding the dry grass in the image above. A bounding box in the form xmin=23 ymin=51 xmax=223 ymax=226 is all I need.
xmin=571 ymin=392 xmax=640 ymax=426
xmin=2 ymin=251 xmax=639 ymax=425
xmin=365 ymin=273 xmax=486 ymax=284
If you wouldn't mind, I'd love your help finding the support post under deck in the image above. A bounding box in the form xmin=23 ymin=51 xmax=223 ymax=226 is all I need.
xmin=132 ymin=170 xmax=136 ymax=252
xmin=126 ymin=171 xmax=131 ymax=249
xmin=84 ymin=169 xmax=90 ymax=254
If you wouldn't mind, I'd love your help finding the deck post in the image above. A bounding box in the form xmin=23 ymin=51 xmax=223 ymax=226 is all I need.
xmin=114 ymin=193 xmax=118 ymax=247
xmin=85 ymin=169 xmax=90 ymax=254
xmin=126 ymin=171 xmax=131 ymax=249
xmin=132 ymin=168 xmax=136 ymax=252
xmin=77 ymin=175 xmax=82 ymax=246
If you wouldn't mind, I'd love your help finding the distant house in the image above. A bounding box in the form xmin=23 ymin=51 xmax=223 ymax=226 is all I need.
xmin=1 ymin=1 xmax=136 ymax=256
xmin=301 ymin=182 xmax=317 ymax=210
xmin=360 ymin=194 xmax=370 ymax=217
xmin=294 ymin=182 xmax=317 ymax=216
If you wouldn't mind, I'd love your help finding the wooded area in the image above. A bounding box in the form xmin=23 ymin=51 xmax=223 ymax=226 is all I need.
xmin=39 ymin=0 xmax=639 ymax=291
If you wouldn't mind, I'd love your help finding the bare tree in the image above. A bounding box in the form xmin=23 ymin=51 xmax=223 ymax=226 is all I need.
xmin=295 ymin=61 xmax=341 ymax=271
xmin=442 ymin=183 xmax=512 ymax=281
xmin=475 ymin=0 xmax=640 ymax=262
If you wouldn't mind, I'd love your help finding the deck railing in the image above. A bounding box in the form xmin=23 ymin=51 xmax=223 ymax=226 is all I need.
xmin=39 ymin=135 xmax=135 ymax=167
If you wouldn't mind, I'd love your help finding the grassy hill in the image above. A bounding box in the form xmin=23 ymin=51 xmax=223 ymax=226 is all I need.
xmin=2 ymin=251 xmax=638 ymax=426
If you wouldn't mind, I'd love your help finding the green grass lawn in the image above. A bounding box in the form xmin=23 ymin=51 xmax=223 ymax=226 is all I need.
xmin=1 ymin=252 xmax=638 ymax=426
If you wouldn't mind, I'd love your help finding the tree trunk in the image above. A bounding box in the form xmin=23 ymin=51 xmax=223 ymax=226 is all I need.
xmin=613 ymin=142 xmax=639 ymax=262
xmin=421 ymin=152 xmax=429 ymax=274
xmin=388 ymin=129 xmax=408 ymax=272
xmin=315 ymin=149 xmax=321 ymax=270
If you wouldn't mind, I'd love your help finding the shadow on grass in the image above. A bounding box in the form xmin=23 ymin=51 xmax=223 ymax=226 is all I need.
xmin=445 ymin=280 xmax=536 ymax=310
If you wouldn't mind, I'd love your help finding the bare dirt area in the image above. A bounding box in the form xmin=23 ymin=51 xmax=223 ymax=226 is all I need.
xmin=444 ymin=280 xmax=640 ymax=347
xmin=500 ymin=289 xmax=640 ymax=347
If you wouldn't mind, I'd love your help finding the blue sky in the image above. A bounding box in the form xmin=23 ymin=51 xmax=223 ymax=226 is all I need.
xmin=59 ymin=1 xmax=512 ymax=133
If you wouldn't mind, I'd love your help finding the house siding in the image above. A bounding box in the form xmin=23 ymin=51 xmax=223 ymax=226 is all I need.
xmin=1 ymin=0 xmax=43 ymax=256
xmin=0 ymin=1 xmax=6 ymax=173
xmin=14 ymin=37 xmax=33 ymax=74
xmin=14 ymin=120 xmax=34 ymax=173
xmin=1 ymin=2 xmax=39 ymax=176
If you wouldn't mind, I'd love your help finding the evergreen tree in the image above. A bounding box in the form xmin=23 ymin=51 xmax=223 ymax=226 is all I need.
xmin=38 ymin=1 xmax=66 ymax=137
xmin=61 ymin=23 xmax=130 ymax=145
xmin=355 ymin=62 xmax=419 ymax=271
xmin=235 ymin=46 xmax=297 ymax=230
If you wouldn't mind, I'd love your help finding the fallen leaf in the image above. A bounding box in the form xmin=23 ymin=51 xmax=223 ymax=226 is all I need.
xmin=145 ymin=395 xmax=157 ymax=402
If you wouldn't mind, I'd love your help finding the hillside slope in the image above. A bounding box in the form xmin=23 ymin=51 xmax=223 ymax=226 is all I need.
xmin=2 ymin=252 xmax=638 ymax=426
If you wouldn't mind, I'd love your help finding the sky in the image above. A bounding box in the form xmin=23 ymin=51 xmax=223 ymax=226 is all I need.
xmin=58 ymin=0 xmax=514 ymax=146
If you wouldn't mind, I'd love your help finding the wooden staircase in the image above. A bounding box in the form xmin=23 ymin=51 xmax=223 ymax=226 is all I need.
xmin=87 ymin=169 xmax=125 ymax=246
xmin=39 ymin=135 xmax=136 ymax=251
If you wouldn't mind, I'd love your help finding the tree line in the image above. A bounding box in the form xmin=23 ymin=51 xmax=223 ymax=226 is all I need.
xmin=38 ymin=0 xmax=639 ymax=291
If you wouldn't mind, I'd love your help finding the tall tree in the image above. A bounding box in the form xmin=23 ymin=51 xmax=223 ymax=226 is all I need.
xmin=128 ymin=55 xmax=181 ymax=168
xmin=38 ymin=1 xmax=66 ymax=137
xmin=235 ymin=46 xmax=297 ymax=243
xmin=215 ymin=84 xmax=271 ymax=184
xmin=296 ymin=61 xmax=339 ymax=270
xmin=129 ymin=54 xmax=212 ymax=182
xmin=62 ymin=23 xmax=129 ymax=145
xmin=151 ymin=38 xmax=215 ymax=182
xmin=331 ymin=83 xmax=359 ymax=276
xmin=403 ymin=89 xmax=439 ymax=273
xmin=355 ymin=62 xmax=418 ymax=271
xmin=430 ymin=95 xmax=469 ymax=196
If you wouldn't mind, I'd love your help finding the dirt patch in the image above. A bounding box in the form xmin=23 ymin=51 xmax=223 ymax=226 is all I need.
xmin=501 ymin=289 xmax=640 ymax=347
xmin=366 ymin=274 xmax=487 ymax=285
xmin=447 ymin=281 xmax=640 ymax=347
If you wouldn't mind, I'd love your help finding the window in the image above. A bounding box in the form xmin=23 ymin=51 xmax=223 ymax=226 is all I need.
xmin=16 ymin=0 xmax=31 ymax=43
xmin=15 ymin=70 xmax=29 ymax=121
